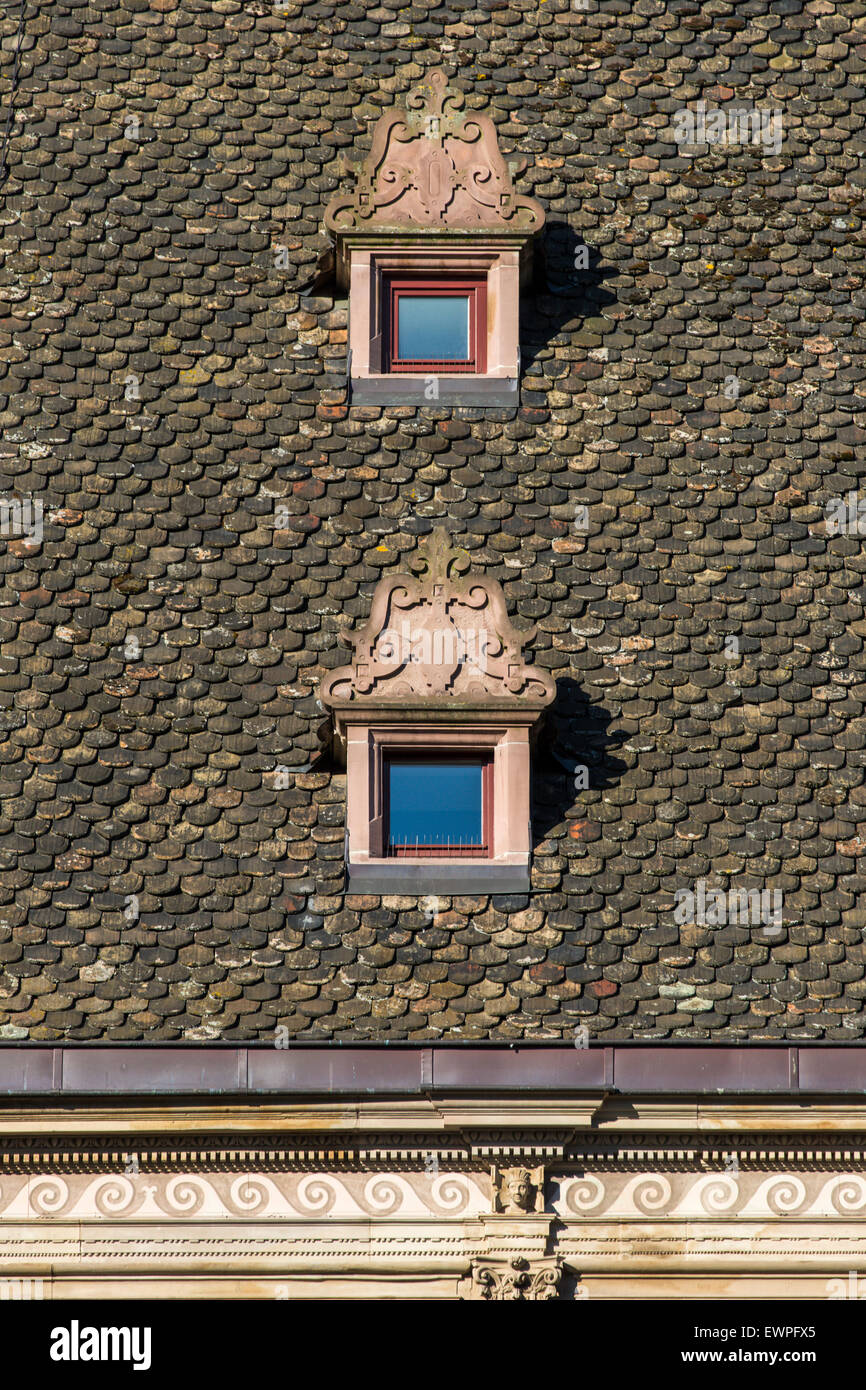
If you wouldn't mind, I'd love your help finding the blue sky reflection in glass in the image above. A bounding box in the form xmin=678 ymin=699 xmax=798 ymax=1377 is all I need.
xmin=396 ymin=295 xmax=470 ymax=360
xmin=388 ymin=761 xmax=482 ymax=845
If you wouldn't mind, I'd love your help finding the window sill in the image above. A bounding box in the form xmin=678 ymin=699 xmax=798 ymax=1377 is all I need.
xmin=347 ymin=861 xmax=530 ymax=894
xmin=350 ymin=375 xmax=518 ymax=408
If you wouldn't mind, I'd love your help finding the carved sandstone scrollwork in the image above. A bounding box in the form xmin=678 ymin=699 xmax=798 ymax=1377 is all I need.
xmin=319 ymin=527 xmax=557 ymax=710
xmin=0 ymin=1171 xmax=491 ymax=1221
xmin=465 ymin=1257 xmax=563 ymax=1301
xmin=324 ymin=68 xmax=545 ymax=235
xmin=555 ymin=1171 xmax=866 ymax=1220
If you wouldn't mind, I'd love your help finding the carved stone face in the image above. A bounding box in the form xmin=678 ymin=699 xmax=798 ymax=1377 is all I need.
xmin=504 ymin=1171 xmax=533 ymax=1212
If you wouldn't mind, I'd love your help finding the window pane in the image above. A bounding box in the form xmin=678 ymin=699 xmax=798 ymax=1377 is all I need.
xmin=388 ymin=761 xmax=482 ymax=846
xmin=397 ymin=295 xmax=469 ymax=361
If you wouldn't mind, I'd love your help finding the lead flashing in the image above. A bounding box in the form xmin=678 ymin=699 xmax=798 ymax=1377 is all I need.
xmin=0 ymin=1045 xmax=864 ymax=1099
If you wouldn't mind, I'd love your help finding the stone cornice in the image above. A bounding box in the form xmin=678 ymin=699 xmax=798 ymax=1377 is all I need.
xmin=6 ymin=1100 xmax=866 ymax=1169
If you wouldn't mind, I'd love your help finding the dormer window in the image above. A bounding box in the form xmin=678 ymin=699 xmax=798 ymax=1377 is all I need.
xmin=386 ymin=275 xmax=486 ymax=374
xmin=319 ymin=529 xmax=556 ymax=895
xmin=324 ymin=69 xmax=544 ymax=408
xmin=385 ymin=755 xmax=493 ymax=858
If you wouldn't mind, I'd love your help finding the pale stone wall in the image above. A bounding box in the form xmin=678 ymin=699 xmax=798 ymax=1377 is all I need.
xmin=3 ymin=1097 xmax=866 ymax=1300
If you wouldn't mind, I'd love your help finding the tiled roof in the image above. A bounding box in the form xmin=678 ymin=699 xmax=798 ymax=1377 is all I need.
xmin=0 ymin=0 xmax=864 ymax=1041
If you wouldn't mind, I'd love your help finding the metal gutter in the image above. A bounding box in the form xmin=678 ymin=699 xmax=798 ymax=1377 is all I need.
xmin=0 ymin=1045 xmax=863 ymax=1098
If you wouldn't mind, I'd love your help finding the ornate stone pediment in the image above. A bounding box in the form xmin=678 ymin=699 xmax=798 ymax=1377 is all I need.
xmin=319 ymin=528 xmax=556 ymax=713
xmin=324 ymin=69 xmax=545 ymax=236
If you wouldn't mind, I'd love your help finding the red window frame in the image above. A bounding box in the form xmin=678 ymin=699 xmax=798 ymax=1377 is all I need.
xmin=383 ymin=753 xmax=493 ymax=859
xmin=385 ymin=275 xmax=487 ymax=374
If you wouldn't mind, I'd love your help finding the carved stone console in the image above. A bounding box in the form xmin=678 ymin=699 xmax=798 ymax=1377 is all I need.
xmin=462 ymin=1257 xmax=564 ymax=1302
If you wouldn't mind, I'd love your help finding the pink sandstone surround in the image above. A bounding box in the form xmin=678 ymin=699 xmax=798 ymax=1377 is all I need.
xmin=319 ymin=528 xmax=556 ymax=894
xmin=323 ymin=69 xmax=545 ymax=407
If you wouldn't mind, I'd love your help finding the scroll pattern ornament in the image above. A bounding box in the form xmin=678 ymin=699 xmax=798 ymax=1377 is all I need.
xmin=827 ymin=1176 xmax=866 ymax=1214
xmin=324 ymin=69 xmax=545 ymax=235
xmin=554 ymin=1172 xmax=866 ymax=1220
xmin=93 ymin=1178 xmax=138 ymax=1217
xmin=9 ymin=1170 xmax=866 ymax=1223
xmin=319 ymin=526 xmax=556 ymax=707
xmin=561 ymin=1175 xmax=605 ymax=1214
xmin=0 ymin=1172 xmax=489 ymax=1221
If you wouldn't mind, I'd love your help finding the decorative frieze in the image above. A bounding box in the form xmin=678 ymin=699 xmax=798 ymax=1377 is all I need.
xmin=0 ymin=1171 xmax=490 ymax=1221
xmin=555 ymin=1171 xmax=866 ymax=1220
xmin=4 ymin=1097 xmax=866 ymax=1298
